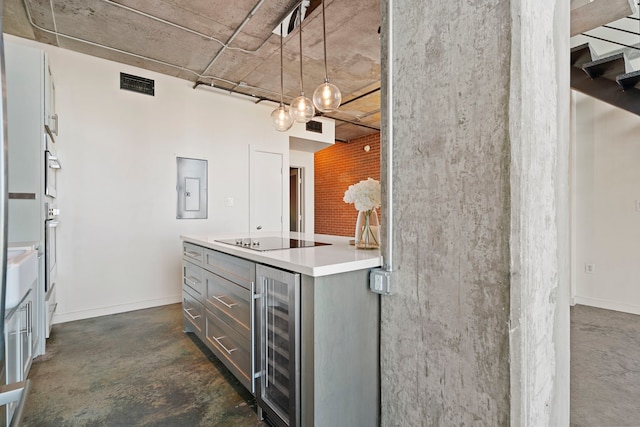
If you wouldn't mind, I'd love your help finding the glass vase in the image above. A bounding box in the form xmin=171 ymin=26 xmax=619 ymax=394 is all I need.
xmin=355 ymin=209 xmax=380 ymax=250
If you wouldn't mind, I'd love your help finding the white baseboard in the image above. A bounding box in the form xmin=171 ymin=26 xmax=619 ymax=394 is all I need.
xmin=573 ymin=295 xmax=640 ymax=316
xmin=52 ymin=295 xmax=182 ymax=324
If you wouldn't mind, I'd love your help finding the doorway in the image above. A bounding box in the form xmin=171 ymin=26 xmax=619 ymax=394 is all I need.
xmin=249 ymin=146 xmax=285 ymax=234
xmin=289 ymin=167 xmax=304 ymax=232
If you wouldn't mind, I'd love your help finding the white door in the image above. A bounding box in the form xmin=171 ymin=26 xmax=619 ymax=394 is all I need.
xmin=250 ymin=147 xmax=286 ymax=234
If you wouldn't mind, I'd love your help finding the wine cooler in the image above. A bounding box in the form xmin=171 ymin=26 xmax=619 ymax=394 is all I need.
xmin=255 ymin=264 xmax=301 ymax=427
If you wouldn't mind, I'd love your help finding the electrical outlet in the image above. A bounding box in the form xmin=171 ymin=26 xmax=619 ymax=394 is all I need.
xmin=370 ymin=268 xmax=394 ymax=295
xmin=585 ymin=263 xmax=595 ymax=274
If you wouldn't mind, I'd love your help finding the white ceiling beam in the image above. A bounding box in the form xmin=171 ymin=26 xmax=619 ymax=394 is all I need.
xmin=571 ymin=0 xmax=637 ymax=36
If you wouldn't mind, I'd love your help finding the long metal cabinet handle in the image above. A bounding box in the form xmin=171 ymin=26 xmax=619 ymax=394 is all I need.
xmin=211 ymin=294 xmax=237 ymax=309
xmin=184 ymin=308 xmax=201 ymax=320
xmin=15 ymin=303 xmax=29 ymax=335
xmin=27 ymin=301 xmax=32 ymax=335
xmin=212 ymin=335 xmax=238 ymax=355
xmin=47 ymin=156 xmax=61 ymax=169
xmin=184 ymin=276 xmax=200 ymax=288
xmin=51 ymin=114 xmax=59 ymax=135
xmin=184 ymin=250 xmax=201 ymax=259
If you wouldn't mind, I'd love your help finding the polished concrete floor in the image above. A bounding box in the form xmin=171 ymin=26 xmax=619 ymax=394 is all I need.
xmin=23 ymin=304 xmax=265 ymax=426
xmin=21 ymin=303 xmax=640 ymax=426
xmin=571 ymin=304 xmax=640 ymax=427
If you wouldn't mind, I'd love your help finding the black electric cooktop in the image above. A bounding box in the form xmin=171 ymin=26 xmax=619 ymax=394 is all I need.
xmin=215 ymin=237 xmax=331 ymax=252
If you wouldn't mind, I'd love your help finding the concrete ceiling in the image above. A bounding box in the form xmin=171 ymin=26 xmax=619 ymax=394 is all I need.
xmin=2 ymin=0 xmax=381 ymax=142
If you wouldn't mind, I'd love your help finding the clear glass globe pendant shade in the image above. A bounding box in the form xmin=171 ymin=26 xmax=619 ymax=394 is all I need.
xmin=271 ymin=104 xmax=294 ymax=131
xmin=290 ymin=94 xmax=315 ymax=123
xmin=313 ymin=80 xmax=342 ymax=112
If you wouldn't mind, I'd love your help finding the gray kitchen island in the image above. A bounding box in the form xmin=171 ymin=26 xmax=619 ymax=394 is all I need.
xmin=180 ymin=233 xmax=382 ymax=427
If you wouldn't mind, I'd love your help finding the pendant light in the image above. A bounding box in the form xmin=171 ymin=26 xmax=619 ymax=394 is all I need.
xmin=312 ymin=0 xmax=341 ymax=112
xmin=271 ymin=23 xmax=294 ymax=132
xmin=290 ymin=6 xmax=315 ymax=123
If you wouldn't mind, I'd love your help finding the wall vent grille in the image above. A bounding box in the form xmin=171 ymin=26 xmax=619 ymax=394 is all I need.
xmin=120 ymin=73 xmax=155 ymax=96
xmin=306 ymin=120 xmax=322 ymax=133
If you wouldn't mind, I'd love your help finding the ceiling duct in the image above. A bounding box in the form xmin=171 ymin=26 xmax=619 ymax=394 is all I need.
xmin=273 ymin=0 xmax=313 ymax=37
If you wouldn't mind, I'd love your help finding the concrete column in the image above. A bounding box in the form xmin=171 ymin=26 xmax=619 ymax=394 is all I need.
xmin=379 ymin=0 xmax=570 ymax=425
xmin=509 ymin=0 xmax=571 ymax=424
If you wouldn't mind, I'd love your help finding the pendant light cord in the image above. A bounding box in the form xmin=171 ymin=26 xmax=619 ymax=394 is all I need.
xmin=280 ymin=23 xmax=285 ymax=106
xmin=322 ymin=0 xmax=328 ymax=81
xmin=298 ymin=6 xmax=305 ymax=94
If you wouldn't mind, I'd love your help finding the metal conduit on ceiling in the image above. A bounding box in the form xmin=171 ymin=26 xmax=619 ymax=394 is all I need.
xmin=24 ymin=0 xmax=381 ymax=137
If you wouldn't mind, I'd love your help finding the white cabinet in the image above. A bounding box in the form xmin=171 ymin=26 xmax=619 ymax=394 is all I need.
xmin=44 ymin=58 xmax=58 ymax=137
xmin=4 ymin=289 xmax=33 ymax=425
xmin=5 ymin=40 xmax=58 ymax=358
xmin=5 ymin=41 xmax=47 ymax=202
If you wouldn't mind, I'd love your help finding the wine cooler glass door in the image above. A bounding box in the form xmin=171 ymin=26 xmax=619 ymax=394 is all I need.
xmin=257 ymin=265 xmax=300 ymax=427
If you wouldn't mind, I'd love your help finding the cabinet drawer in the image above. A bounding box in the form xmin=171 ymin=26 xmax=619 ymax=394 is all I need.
xmin=205 ymin=309 xmax=252 ymax=391
xmin=183 ymin=242 xmax=204 ymax=266
xmin=183 ymin=261 xmax=204 ymax=301
xmin=204 ymin=249 xmax=255 ymax=290
xmin=204 ymin=270 xmax=251 ymax=340
xmin=182 ymin=291 xmax=204 ymax=336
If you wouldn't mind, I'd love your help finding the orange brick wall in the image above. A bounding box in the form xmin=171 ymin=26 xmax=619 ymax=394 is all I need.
xmin=314 ymin=132 xmax=381 ymax=237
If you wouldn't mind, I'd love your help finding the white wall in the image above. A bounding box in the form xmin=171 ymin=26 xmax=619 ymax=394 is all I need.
xmin=573 ymin=91 xmax=640 ymax=314
xmin=4 ymin=35 xmax=330 ymax=322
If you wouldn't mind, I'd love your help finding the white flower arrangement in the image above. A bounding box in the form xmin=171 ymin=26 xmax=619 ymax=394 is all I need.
xmin=343 ymin=178 xmax=381 ymax=212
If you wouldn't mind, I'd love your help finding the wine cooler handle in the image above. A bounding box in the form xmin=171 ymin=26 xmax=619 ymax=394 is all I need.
xmin=250 ymin=280 xmax=257 ymax=394
xmin=212 ymin=335 xmax=238 ymax=354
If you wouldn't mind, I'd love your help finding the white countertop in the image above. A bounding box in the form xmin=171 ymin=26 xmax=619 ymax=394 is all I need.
xmin=181 ymin=232 xmax=383 ymax=277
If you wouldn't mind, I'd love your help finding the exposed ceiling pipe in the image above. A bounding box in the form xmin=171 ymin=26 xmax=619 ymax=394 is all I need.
xmin=22 ymin=0 xmax=281 ymax=97
xmin=99 ymin=0 xmax=227 ymax=48
xmin=24 ymin=0 xmax=380 ymax=134
xmin=193 ymin=80 xmax=268 ymax=100
xmin=25 ymin=0 xmax=196 ymax=76
xmin=193 ymin=80 xmax=379 ymax=134
xmin=329 ymin=118 xmax=379 ymax=131
xmin=199 ymin=0 xmax=307 ymax=81
xmin=379 ymin=0 xmax=396 ymax=288
xmin=48 ymin=0 xmax=59 ymax=45
xmin=199 ymin=0 xmax=268 ymax=77
xmin=341 ymin=87 xmax=381 ymax=107
xmin=97 ymin=0 xmax=273 ymax=55
xmin=356 ymin=109 xmax=381 ymax=119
